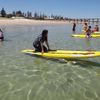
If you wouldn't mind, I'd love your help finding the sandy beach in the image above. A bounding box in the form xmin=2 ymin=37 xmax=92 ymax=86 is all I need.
xmin=0 ymin=18 xmax=69 ymax=26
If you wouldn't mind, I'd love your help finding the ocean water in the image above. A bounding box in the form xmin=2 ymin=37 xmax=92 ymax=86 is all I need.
xmin=0 ymin=23 xmax=100 ymax=100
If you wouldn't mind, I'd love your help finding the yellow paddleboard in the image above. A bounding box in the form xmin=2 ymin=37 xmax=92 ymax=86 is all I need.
xmin=72 ymin=34 xmax=100 ymax=38
xmin=22 ymin=49 xmax=100 ymax=59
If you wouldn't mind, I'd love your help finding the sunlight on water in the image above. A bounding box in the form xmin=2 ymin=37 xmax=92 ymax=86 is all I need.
xmin=0 ymin=23 xmax=100 ymax=100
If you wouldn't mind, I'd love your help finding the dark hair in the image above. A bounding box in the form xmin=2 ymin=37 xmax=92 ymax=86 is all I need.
xmin=0 ymin=29 xmax=2 ymax=32
xmin=42 ymin=29 xmax=48 ymax=37
xmin=89 ymin=26 xmax=91 ymax=28
xmin=84 ymin=23 xmax=87 ymax=25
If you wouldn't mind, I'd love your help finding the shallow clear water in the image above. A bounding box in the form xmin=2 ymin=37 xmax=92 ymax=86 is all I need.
xmin=0 ymin=23 xmax=100 ymax=100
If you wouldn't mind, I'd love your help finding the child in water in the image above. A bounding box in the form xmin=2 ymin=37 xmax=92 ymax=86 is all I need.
xmin=86 ymin=26 xmax=92 ymax=38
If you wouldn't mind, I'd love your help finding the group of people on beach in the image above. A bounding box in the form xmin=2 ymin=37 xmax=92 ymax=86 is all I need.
xmin=33 ymin=23 xmax=100 ymax=53
xmin=72 ymin=22 xmax=99 ymax=37
xmin=83 ymin=23 xmax=99 ymax=37
xmin=0 ymin=22 xmax=99 ymax=53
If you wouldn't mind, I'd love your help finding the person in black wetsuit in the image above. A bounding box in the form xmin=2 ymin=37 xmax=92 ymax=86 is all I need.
xmin=0 ymin=29 xmax=4 ymax=41
xmin=72 ymin=22 xmax=76 ymax=32
xmin=33 ymin=29 xmax=50 ymax=53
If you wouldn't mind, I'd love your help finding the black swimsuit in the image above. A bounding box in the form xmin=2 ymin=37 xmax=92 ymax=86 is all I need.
xmin=33 ymin=34 xmax=47 ymax=52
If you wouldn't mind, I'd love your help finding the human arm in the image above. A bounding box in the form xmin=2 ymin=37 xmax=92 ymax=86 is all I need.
xmin=45 ymin=40 xmax=50 ymax=50
xmin=40 ymin=42 xmax=44 ymax=53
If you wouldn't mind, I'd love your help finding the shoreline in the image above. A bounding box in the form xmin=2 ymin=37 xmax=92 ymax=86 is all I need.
xmin=0 ymin=18 xmax=71 ymax=26
xmin=1 ymin=18 xmax=97 ymax=26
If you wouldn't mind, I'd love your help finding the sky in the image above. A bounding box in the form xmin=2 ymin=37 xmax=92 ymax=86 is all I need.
xmin=0 ymin=0 xmax=100 ymax=18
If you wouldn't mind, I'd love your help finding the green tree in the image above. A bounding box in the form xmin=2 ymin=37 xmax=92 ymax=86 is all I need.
xmin=27 ymin=11 xmax=32 ymax=18
xmin=34 ymin=12 xmax=38 ymax=19
xmin=1 ymin=8 xmax=6 ymax=17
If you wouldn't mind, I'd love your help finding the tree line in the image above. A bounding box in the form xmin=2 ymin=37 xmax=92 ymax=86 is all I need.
xmin=0 ymin=8 xmax=68 ymax=20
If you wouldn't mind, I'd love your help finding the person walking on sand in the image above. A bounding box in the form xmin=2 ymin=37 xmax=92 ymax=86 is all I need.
xmin=33 ymin=29 xmax=50 ymax=53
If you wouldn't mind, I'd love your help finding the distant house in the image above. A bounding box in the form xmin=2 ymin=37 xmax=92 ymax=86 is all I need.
xmin=11 ymin=10 xmax=25 ymax=19
xmin=6 ymin=14 xmax=13 ymax=18
xmin=16 ymin=11 xmax=23 ymax=17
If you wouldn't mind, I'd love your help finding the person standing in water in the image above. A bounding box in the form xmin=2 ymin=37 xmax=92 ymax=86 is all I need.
xmin=72 ymin=22 xmax=76 ymax=32
xmin=86 ymin=26 xmax=92 ymax=38
xmin=0 ymin=29 xmax=4 ymax=41
xmin=33 ymin=29 xmax=50 ymax=53
xmin=93 ymin=25 xmax=99 ymax=32
xmin=83 ymin=22 xmax=88 ymax=33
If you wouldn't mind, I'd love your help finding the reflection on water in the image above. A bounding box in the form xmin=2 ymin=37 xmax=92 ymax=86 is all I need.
xmin=0 ymin=24 xmax=100 ymax=100
xmin=0 ymin=41 xmax=3 ymax=46
xmin=85 ymin=38 xmax=93 ymax=50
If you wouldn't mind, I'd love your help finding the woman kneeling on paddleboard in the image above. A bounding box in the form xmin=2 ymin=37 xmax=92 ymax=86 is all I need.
xmin=33 ymin=29 xmax=50 ymax=53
